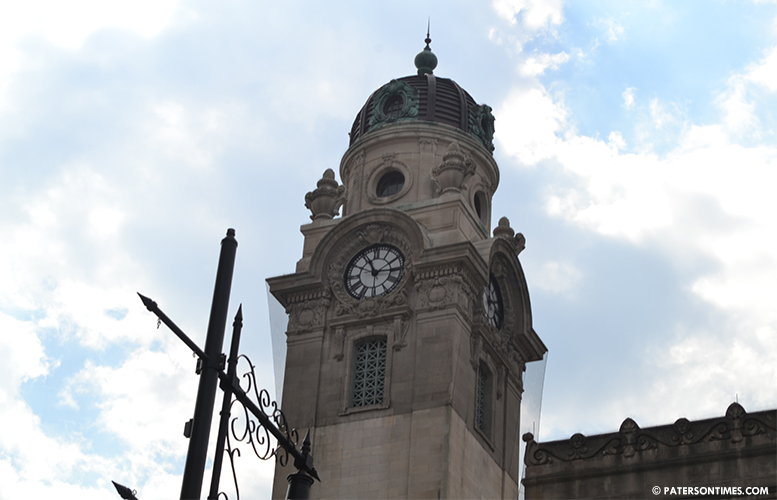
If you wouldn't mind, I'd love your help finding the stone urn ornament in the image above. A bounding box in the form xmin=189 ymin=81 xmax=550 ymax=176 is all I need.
xmin=431 ymin=141 xmax=475 ymax=194
xmin=305 ymin=169 xmax=346 ymax=220
xmin=493 ymin=216 xmax=526 ymax=255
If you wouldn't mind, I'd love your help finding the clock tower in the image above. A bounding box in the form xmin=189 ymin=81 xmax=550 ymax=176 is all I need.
xmin=267 ymin=37 xmax=547 ymax=499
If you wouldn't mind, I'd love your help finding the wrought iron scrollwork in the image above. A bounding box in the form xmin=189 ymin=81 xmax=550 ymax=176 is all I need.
xmin=217 ymin=354 xmax=307 ymax=499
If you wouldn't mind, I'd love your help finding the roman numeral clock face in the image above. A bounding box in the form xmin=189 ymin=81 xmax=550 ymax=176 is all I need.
xmin=345 ymin=244 xmax=405 ymax=299
xmin=482 ymin=275 xmax=503 ymax=329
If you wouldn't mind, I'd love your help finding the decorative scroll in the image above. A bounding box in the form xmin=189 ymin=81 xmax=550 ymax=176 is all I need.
xmin=468 ymin=103 xmax=495 ymax=153
xmin=217 ymin=354 xmax=305 ymax=499
xmin=368 ymin=79 xmax=420 ymax=129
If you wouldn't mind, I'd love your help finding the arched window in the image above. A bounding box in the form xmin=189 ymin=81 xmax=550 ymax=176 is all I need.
xmin=476 ymin=362 xmax=493 ymax=435
xmin=352 ymin=338 xmax=387 ymax=407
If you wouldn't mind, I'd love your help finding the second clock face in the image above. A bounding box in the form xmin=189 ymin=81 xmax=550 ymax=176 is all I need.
xmin=482 ymin=275 xmax=503 ymax=330
xmin=345 ymin=244 xmax=405 ymax=299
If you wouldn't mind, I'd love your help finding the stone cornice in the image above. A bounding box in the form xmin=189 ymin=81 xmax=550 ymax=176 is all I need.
xmin=523 ymin=403 xmax=777 ymax=467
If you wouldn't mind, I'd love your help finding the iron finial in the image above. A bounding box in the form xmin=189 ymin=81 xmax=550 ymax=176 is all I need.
xmin=425 ymin=18 xmax=431 ymax=50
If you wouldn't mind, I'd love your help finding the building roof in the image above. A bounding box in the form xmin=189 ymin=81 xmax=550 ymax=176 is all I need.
xmin=348 ymin=38 xmax=496 ymax=154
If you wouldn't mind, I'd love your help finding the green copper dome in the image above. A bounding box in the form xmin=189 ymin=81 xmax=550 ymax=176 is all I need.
xmin=348 ymin=36 xmax=496 ymax=154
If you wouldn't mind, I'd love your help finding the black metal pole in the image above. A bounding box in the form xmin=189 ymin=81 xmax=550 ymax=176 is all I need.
xmin=207 ymin=305 xmax=243 ymax=500
xmin=286 ymin=472 xmax=314 ymax=500
xmin=180 ymin=228 xmax=238 ymax=500
xmin=286 ymin=430 xmax=316 ymax=499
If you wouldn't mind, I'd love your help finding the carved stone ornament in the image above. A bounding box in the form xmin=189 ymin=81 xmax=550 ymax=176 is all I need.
xmin=469 ymin=332 xmax=483 ymax=371
xmin=431 ymin=142 xmax=475 ymax=194
xmin=419 ymin=138 xmax=438 ymax=153
xmin=414 ymin=264 xmax=474 ymax=316
xmin=304 ymin=169 xmax=346 ymax=220
xmin=369 ymin=79 xmax=420 ymax=129
xmin=326 ymin=222 xmax=414 ymax=319
xmin=392 ymin=315 xmax=410 ymax=351
xmin=469 ymin=103 xmax=495 ymax=153
xmin=285 ymin=291 xmax=331 ymax=334
xmin=523 ymin=402 xmax=777 ymax=466
xmin=493 ymin=217 xmax=526 ymax=255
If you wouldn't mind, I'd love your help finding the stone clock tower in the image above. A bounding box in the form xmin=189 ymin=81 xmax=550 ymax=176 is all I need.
xmin=267 ymin=38 xmax=547 ymax=499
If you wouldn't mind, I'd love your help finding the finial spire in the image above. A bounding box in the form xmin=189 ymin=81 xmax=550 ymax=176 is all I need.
xmin=414 ymin=19 xmax=438 ymax=76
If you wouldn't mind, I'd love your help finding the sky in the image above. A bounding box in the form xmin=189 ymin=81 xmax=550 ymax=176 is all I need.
xmin=1 ymin=0 xmax=776 ymax=498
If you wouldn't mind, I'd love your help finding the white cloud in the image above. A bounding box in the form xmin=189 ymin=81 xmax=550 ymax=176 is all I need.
xmin=595 ymin=17 xmax=625 ymax=43
xmin=715 ymin=77 xmax=760 ymax=135
xmin=0 ymin=0 xmax=184 ymax=115
xmin=493 ymin=0 xmax=564 ymax=30
xmin=745 ymin=46 xmax=777 ymax=92
xmin=0 ymin=0 xmax=181 ymax=50
xmin=622 ymin=87 xmax=636 ymax=109
xmin=608 ymin=131 xmax=626 ymax=150
xmin=645 ymin=324 xmax=777 ymax=421
xmin=520 ymin=51 xmax=570 ymax=76
xmin=495 ymin=86 xmax=567 ymax=165
xmin=497 ymin=38 xmax=777 ymax=428
xmin=648 ymin=97 xmax=682 ymax=129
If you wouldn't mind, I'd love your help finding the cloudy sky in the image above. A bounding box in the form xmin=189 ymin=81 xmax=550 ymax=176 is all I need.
xmin=2 ymin=0 xmax=776 ymax=498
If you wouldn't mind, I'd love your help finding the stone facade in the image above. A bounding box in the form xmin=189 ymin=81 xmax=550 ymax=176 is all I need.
xmin=522 ymin=403 xmax=777 ymax=499
xmin=267 ymin=58 xmax=546 ymax=498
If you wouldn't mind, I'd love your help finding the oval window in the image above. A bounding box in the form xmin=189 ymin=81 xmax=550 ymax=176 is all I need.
xmin=376 ymin=171 xmax=405 ymax=198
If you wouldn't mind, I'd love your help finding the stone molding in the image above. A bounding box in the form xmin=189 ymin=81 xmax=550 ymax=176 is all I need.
xmin=339 ymin=122 xmax=500 ymax=200
xmin=485 ymin=237 xmax=546 ymax=364
xmin=523 ymin=403 xmax=777 ymax=466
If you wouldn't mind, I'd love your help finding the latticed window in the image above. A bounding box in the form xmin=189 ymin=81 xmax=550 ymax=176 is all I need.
xmin=383 ymin=94 xmax=404 ymax=119
xmin=476 ymin=363 xmax=492 ymax=434
xmin=352 ymin=338 xmax=387 ymax=407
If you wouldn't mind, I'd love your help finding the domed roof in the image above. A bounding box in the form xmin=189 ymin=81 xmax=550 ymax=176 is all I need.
xmin=348 ymin=38 xmax=496 ymax=154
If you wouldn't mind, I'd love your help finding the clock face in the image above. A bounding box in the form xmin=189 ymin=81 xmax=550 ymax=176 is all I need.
xmin=345 ymin=244 xmax=405 ymax=299
xmin=482 ymin=275 xmax=503 ymax=330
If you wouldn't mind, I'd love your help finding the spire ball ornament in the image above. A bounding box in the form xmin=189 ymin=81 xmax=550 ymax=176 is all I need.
xmin=414 ymin=24 xmax=438 ymax=75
